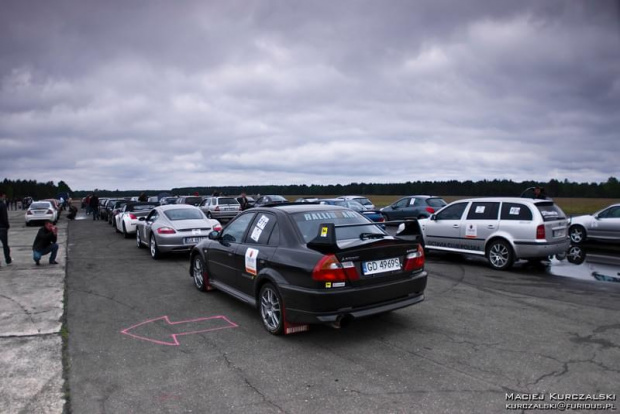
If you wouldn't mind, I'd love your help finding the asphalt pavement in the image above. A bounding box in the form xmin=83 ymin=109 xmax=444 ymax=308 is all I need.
xmin=0 ymin=208 xmax=69 ymax=414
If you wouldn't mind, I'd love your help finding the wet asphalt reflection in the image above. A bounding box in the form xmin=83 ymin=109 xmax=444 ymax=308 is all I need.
xmin=546 ymin=243 xmax=620 ymax=284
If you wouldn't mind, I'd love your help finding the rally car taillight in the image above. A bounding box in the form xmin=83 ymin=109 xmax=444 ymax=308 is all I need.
xmin=403 ymin=245 xmax=425 ymax=271
xmin=128 ymin=214 xmax=137 ymax=220
xmin=157 ymin=227 xmax=176 ymax=234
xmin=536 ymin=224 xmax=545 ymax=240
xmin=426 ymin=207 xmax=435 ymax=214
xmin=312 ymin=254 xmax=359 ymax=282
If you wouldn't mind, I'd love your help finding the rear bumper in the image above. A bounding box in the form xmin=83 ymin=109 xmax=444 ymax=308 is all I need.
xmin=279 ymin=271 xmax=427 ymax=324
xmin=514 ymin=238 xmax=569 ymax=259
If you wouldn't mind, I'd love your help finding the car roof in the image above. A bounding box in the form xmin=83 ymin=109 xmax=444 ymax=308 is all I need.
xmin=449 ymin=197 xmax=556 ymax=204
xmin=261 ymin=204 xmax=348 ymax=214
xmin=156 ymin=204 xmax=201 ymax=211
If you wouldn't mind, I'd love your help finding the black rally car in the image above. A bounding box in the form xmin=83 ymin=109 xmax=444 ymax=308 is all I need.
xmin=189 ymin=204 xmax=427 ymax=335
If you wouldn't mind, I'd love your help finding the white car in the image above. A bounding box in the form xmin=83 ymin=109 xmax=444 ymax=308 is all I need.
xmin=569 ymin=203 xmax=620 ymax=244
xmin=417 ymin=197 xmax=569 ymax=270
xmin=115 ymin=201 xmax=159 ymax=238
xmin=337 ymin=195 xmax=375 ymax=210
xmin=25 ymin=201 xmax=59 ymax=225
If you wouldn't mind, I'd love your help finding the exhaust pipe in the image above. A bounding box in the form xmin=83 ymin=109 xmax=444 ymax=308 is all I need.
xmin=330 ymin=315 xmax=353 ymax=329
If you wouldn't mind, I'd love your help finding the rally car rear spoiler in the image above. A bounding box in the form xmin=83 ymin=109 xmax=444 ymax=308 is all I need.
xmin=307 ymin=220 xmax=422 ymax=252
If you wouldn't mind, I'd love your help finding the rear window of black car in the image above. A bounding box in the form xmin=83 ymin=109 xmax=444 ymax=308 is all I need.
xmin=293 ymin=210 xmax=383 ymax=243
xmin=164 ymin=209 xmax=204 ymax=221
xmin=536 ymin=202 xmax=566 ymax=222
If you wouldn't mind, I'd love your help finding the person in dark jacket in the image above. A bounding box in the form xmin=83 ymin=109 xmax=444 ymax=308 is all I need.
xmin=33 ymin=221 xmax=59 ymax=265
xmin=89 ymin=193 xmax=100 ymax=220
xmin=0 ymin=193 xmax=12 ymax=266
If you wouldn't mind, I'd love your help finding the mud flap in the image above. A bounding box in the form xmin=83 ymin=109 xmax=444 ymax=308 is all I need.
xmin=284 ymin=320 xmax=309 ymax=335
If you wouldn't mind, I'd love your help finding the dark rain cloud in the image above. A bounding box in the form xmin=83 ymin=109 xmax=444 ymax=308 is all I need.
xmin=1 ymin=0 xmax=619 ymax=190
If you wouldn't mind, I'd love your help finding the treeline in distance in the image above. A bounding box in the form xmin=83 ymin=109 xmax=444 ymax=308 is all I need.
xmin=3 ymin=177 xmax=619 ymax=200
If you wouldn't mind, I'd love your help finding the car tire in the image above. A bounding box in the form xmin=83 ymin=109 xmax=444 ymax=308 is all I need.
xmin=136 ymin=230 xmax=143 ymax=248
xmin=192 ymin=255 xmax=209 ymax=292
xmin=486 ymin=239 xmax=514 ymax=270
xmin=123 ymin=223 xmax=130 ymax=239
xmin=259 ymin=283 xmax=285 ymax=335
xmin=150 ymin=235 xmax=161 ymax=260
xmin=566 ymin=245 xmax=586 ymax=264
xmin=569 ymin=225 xmax=586 ymax=245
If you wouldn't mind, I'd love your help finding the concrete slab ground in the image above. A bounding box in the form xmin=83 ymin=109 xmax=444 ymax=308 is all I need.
xmin=0 ymin=207 xmax=68 ymax=414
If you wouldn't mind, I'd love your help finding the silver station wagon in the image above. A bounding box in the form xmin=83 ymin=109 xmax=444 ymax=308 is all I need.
xmin=418 ymin=197 xmax=570 ymax=270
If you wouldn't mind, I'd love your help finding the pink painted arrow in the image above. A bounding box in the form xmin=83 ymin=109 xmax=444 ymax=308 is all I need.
xmin=121 ymin=315 xmax=238 ymax=346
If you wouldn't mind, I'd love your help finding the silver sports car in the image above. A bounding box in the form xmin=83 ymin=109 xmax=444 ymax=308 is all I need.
xmin=136 ymin=205 xmax=222 ymax=259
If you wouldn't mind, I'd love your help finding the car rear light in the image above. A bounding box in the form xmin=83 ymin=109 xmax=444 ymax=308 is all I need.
xmin=376 ymin=216 xmax=385 ymax=223
xmin=425 ymin=207 xmax=435 ymax=214
xmin=536 ymin=224 xmax=545 ymax=240
xmin=46 ymin=209 xmax=54 ymax=214
xmin=157 ymin=227 xmax=176 ymax=234
xmin=27 ymin=210 xmax=33 ymax=215
xmin=128 ymin=214 xmax=137 ymax=220
xmin=312 ymin=254 xmax=359 ymax=282
xmin=404 ymin=245 xmax=425 ymax=271
xmin=213 ymin=224 xmax=222 ymax=231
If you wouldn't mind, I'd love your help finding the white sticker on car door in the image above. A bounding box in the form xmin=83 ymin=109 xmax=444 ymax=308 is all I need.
xmin=245 ymin=248 xmax=259 ymax=276
xmin=465 ymin=224 xmax=477 ymax=238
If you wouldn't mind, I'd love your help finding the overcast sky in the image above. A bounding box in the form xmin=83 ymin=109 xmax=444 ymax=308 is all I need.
xmin=1 ymin=0 xmax=619 ymax=191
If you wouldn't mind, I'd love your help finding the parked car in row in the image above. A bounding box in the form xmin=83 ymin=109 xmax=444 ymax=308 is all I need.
xmin=381 ymin=196 xmax=447 ymax=221
xmin=25 ymin=200 xmax=58 ymax=226
xmin=337 ymin=195 xmax=375 ymax=210
xmin=136 ymin=205 xmax=221 ymax=259
xmin=176 ymin=196 xmax=203 ymax=206
xmin=319 ymin=198 xmax=385 ymax=225
xmin=189 ymin=204 xmax=427 ymax=335
xmin=115 ymin=201 xmax=160 ymax=238
xmin=253 ymin=195 xmax=288 ymax=207
xmin=107 ymin=200 xmax=128 ymax=225
xmin=199 ymin=196 xmax=241 ymax=221
xmin=569 ymin=203 xmax=620 ymax=244
xmin=416 ymin=197 xmax=570 ymax=270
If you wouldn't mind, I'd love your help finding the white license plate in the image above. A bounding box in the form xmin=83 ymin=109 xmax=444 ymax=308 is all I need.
xmin=362 ymin=258 xmax=401 ymax=275
xmin=553 ymin=229 xmax=565 ymax=237
xmin=184 ymin=237 xmax=206 ymax=245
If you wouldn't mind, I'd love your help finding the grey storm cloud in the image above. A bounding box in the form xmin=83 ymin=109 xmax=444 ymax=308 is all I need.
xmin=1 ymin=0 xmax=619 ymax=191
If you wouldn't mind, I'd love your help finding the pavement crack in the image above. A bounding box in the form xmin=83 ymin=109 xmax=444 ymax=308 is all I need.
xmin=570 ymin=332 xmax=620 ymax=351
xmin=68 ymin=288 xmax=138 ymax=311
xmin=221 ymin=352 xmax=288 ymax=413
xmin=0 ymin=293 xmax=37 ymax=328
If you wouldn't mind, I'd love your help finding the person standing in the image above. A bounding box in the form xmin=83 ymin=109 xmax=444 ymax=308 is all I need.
xmin=0 ymin=193 xmax=12 ymax=266
xmin=238 ymin=192 xmax=249 ymax=211
xmin=89 ymin=193 xmax=100 ymax=220
xmin=32 ymin=221 xmax=59 ymax=265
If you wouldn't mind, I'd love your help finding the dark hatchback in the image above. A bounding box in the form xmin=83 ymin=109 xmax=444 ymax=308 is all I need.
xmin=189 ymin=204 xmax=427 ymax=335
